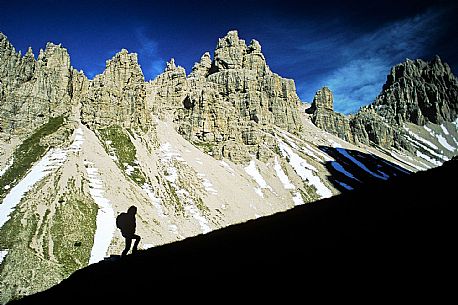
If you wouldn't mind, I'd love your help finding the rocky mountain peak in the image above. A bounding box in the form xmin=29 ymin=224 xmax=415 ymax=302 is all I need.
xmin=37 ymin=42 xmax=71 ymax=74
xmin=212 ymin=31 xmax=270 ymax=76
xmin=213 ymin=30 xmax=247 ymax=71
xmin=147 ymin=30 xmax=301 ymax=162
xmin=309 ymin=56 xmax=458 ymax=152
xmin=189 ymin=52 xmax=212 ymax=78
xmin=24 ymin=46 xmax=34 ymax=58
xmin=101 ymin=49 xmax=144 ymax=84
xmin=0 ymin=32 xmax=22 ymax=79
xmin=306 ymin=86 xmax=354 ymax=143
xmin=0 ymin=34 xmax=75 ymax=135
xmin=247 ymin=39 xmax=262 ymax=53
xmin=165 ymin=58 xmax=177 ymax=71
xmin=374 ymin=56 xmax=458 ymax=126
xmin=311 ymin=86 xmax=334 ymax=111
xmin=0 ymin=32 xmax=14 ymax=54
xmin=80 ymin=49 xmax=150 ymax=130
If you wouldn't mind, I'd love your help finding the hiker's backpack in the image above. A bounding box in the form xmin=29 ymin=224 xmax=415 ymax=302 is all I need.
xmin=116 ymin=212 xmax=128 ymax=231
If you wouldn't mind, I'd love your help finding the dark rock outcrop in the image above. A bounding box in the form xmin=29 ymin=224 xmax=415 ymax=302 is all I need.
xmin=374 ymin=56 xmax=458 ymax=126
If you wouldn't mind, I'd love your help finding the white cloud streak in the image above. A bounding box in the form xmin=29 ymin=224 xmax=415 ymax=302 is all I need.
xmin=134 ymin=27 xmax=165 ymax=80
xmin=299 ymin=8 xmax=445 ymax=114
xmin=327 ymin=9 xmax=444 ymax=114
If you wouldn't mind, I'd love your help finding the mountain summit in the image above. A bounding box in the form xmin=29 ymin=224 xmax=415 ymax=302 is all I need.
xmin=1 ymin=30 xmax=457 ymax=303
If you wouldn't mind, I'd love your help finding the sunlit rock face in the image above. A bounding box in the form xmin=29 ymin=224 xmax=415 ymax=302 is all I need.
xmin=80 ymin=49 xmax=151 ymax=131
xmin=374 ymin=56 xmax=458 ymax=126
xmin=149 ymin=30 xmax=302 ymax=163
xmin=349 ymin=56 xmax=458 ymax=150
xmin=307 ymin=87 xmax=354 ymax=143
xmin=308 ymin=57 xmax=458 ymax=153
xmin=0 ymin=34 xmax=75 ymax=134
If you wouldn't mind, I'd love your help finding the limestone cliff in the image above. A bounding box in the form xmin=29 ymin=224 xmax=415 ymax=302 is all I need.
xmin=308 ymin=57 xmax=458 ymax=152
xmin=350 ymin=56 xmax=458 ymax=150
xmin=80 ymin=49 xmax=150 ymax=130
xmin=373 ymin=56 xmax=458 ymax=126
xmin=0 ymin=33 xmax=75 ymax=135
xmin=306 ymin=87 xmax=354 ymax=143
xmin=149 ymin=30 xmax=303 ymax=162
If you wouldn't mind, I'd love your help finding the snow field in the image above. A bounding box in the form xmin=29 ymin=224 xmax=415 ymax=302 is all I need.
xmin=278 ymin=139 xmax=332 ymax=199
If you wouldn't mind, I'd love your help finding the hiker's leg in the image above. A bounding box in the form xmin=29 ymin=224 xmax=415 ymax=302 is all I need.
xmin=132 ymin=234 xmax=141 ymax=252
xmin=122 ymin=237 xmax=132 ymax=256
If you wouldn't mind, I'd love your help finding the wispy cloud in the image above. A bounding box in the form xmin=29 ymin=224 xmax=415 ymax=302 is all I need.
xmin=134 ymin=27 xmax=164 ymax=81
xmin=314 ymin=8 xmax=445 ymax=114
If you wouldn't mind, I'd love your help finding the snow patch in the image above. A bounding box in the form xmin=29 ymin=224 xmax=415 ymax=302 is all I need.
xmin=453 ymin=118 xmax=458 ymax=131
xmin=304 ymin=143 xmax=334 ymax=162
xmin=391 ymin=151 xmax=430 ymax=171
xmin=0 ymin=148 xmax=67 ymax=229
xmin=330 ymin=162 xmax=361 ymax=182
xmin=416 ymin=151 xmax=442 ymax=166
xmin=404 ymin=126 xmax=438 ymax=150
xmin=407 ymin=136 xmax=448 ymax=161
xmin=254 ymin=187 xmax=264 ymax=198
xmin=244 ymin=160 xmax=273 ymax=198
xmin=335 ymin=180 xmax=353 ymax=190
xmin=124 ymin=164 xmax=135 ymax=176
xmin=142 ymin=183 xmax=166 ymax=218
xmin=143 ymin=183 xmax=181 ymax=236
xmin=280 ymin=132 xmax=300 ymax=150
xmin=159 ymin=142 xmax=209 ymax=235
xmin=197 ymin=173 xmax=218 ymax=195
xmin=424 ymin=126 xmax=455 ymax=152
xmin=292 ymin=192 xmax=305 ymax=206
xmin=68 ymin=128 xmax=84 ymax=152
xmin=177 ymin=189 xmax=211 ymax=234
xmin=440 ymin=124 xmax=449 ymax=135
xmin=436 ymin=134 xmax=455 ymax=152
xmin=278 ymin=140 xmax=332 ymax=199
xmin=0 ymin=157 xmax=14 ymax=177
xmin=273 ymin=156 xmax=295 ymax=189
xmin=85 ymin=162 xmax=115 ymax=264
xmin=0 ymin=249 xmax=8 ymax=264
xmin=335 ymin=147 xmax=389 ymax=180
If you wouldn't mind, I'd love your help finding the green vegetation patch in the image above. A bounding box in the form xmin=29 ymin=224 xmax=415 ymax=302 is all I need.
xmin=163 ymin=180 xmax=185 ymax=216
xmin=51 ymin=191 xmax=98 ymax=277
xmin=98 ymin=125 xmax=146 ymax=186
xmin=195 ymin=197 xmax=210 ymax=215
xmin=298 ymin=183 xmax=320 ymax=204
xmin=192 ymin=141 xmax=215 ymax=155
xmin=0 ymin=116 xmax=64 ymax=199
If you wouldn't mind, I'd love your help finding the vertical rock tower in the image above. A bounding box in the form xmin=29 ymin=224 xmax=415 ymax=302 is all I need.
xmin=148 ymin=30 xmax=303 ymax=162
xmin=80 ymin=49 xmax=150 ymax=130
xmin=307 ymin=86 xmax=354 ymax=143
xmin=0 ymin=34 xmax=76 ymax=134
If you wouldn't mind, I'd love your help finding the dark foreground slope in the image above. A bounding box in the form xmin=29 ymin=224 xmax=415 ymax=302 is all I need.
xmin=10 ymin=158 xmax=457 ymax=303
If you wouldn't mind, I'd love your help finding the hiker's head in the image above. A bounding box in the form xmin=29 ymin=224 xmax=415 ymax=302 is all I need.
xmin=128 ymin=205 xmax=137 ymax=215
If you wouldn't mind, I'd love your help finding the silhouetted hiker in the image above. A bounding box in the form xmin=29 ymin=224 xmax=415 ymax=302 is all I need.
xmin=116 ymin=205 xmax=141 ymax=257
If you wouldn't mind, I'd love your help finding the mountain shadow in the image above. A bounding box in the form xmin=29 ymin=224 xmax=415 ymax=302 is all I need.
xmin=319 ymin=146 xmax=412 ymax=192
xmin=8 ymin=157 xmax=457 ymax=304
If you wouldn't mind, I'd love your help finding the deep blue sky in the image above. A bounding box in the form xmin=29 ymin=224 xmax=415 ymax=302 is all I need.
xmin=1 ymin=0 xmax=457 ymax=114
